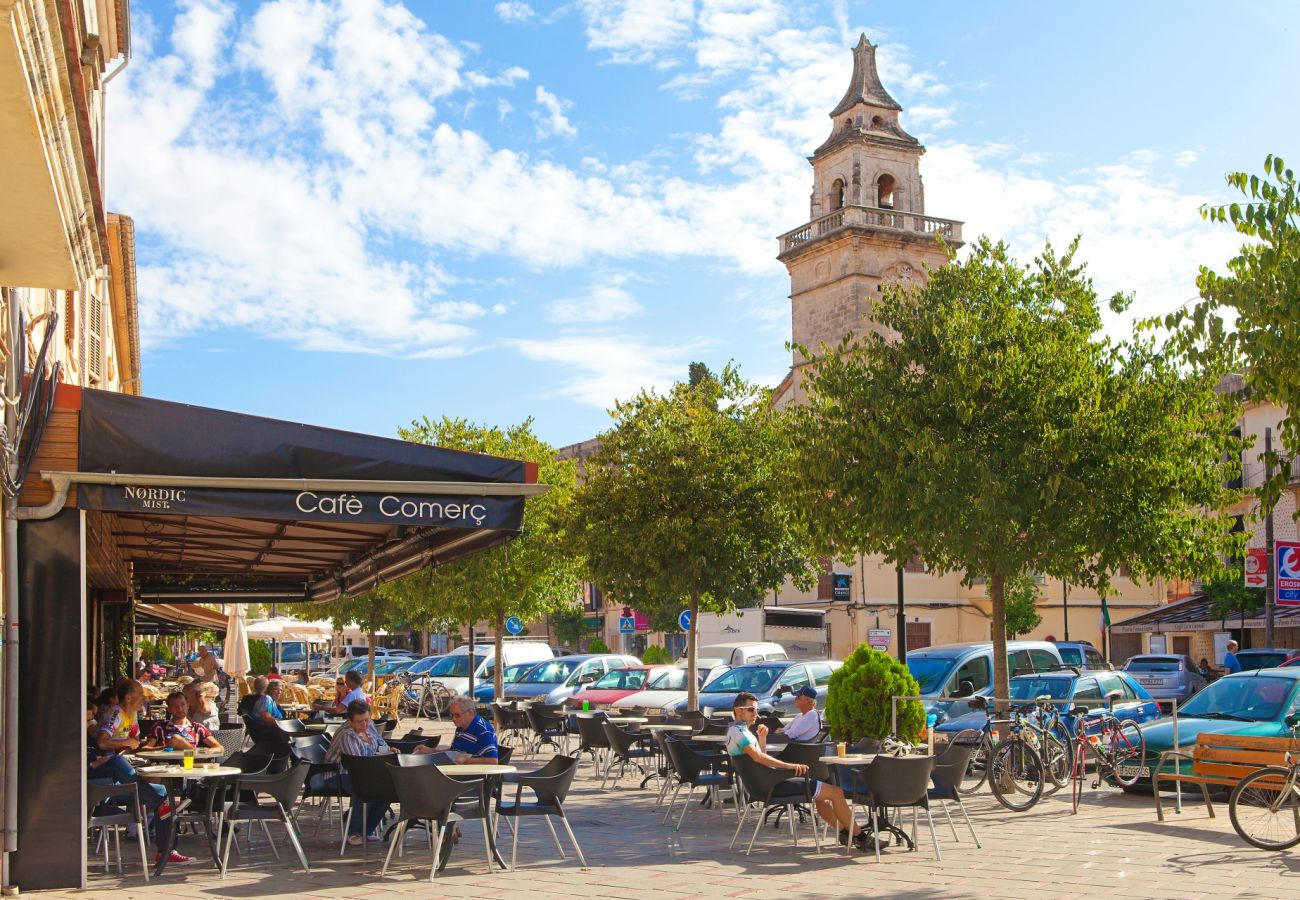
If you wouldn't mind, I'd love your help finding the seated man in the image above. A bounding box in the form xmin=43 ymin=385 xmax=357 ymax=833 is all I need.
xmin=181 ymin=681 xmax=220 ymax=732
xmin=778 ymin=687 xmax=823 ymax=742
xmin=446 ymin=695 xmax=499 ymax=763
xmin=148 ymin=691 xmax=224 ymax=752
xmin=727 ymin=691 xmax=870 ymax=849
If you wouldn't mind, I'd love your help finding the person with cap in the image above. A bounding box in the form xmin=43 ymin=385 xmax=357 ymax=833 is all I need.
xmin=778 ymin=686 xmax=824 ymax=742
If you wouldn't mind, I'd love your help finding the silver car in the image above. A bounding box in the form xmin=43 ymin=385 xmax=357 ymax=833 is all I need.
xmin=1122 ymin=654 xmax=1206 ymax=703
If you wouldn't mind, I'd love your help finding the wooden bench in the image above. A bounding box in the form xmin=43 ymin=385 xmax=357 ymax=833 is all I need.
xmin=1153 ymin=732 xmax=1300 ymax=821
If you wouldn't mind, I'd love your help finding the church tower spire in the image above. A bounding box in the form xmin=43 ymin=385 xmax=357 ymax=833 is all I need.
xmin=773 ymin=34 xmax=963 ymax=406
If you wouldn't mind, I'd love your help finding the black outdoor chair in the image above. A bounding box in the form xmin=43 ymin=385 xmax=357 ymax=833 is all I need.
xmin=338 ymin=754 xmax=399 ymax=856
xmin=492 ymin=703 xmax=524 ymax=748
xmin=275 ymin=718 xmax=306 ymax=735
xmin=494 ymin=754 xmax=586 ymax=871
xmin=293 ymin=739 xmax=346 ymax=839
xmin=572 ymin=714 xmax=610 ymax=775
xmin=860 ymin=754 xmax=939 ymax=863
xmin=728 ymin=753 xmax=822 ymax=855
xmin=382 ymin=763 xmax=485 ymax=880
xmin=599 ymin=720 xmax=656 ymax=790
xmin=769 ymin=742 xmax=833 ymax=834
xmin=219 ymin=762 xmax=312 ymax=877
xmin=662 ymin=737 xmax=735 ymax=831
xmin=210 ymin=726 xmax=246 ymax=761
xmin=929 ymin=736 xmax=981 ymax=850
xmin=86 ymin=781 xmax=150 ymax=880
xmin=387 ymin=735 xmax=442 ymax=755
xmin=526 ymin=705 xmax=567 ymax=757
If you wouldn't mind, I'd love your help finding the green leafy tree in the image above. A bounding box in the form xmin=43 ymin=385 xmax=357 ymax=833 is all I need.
xmin=316 ymin=588 xmax=406 ymax=682
xmin=791 ymin=237 xmax=1245 ymax=713
xmin=248 ymin=639 xmax=273 ymax=675
xmin=568 ymin=365 xmax=816 ymax=711
xmin=826 ymin=645 xmax=924 ymax=742
xmin=550 ymin=608 xmax=591 ymax=650
xmin=397 ymin=417 xmax=583 ymax=699
xmin=1002 ymin=573 xmax=1044 ymax=639
xmin=1163 ymin=155 xmax=1300 ymax=506
xmin=1203 ymin=573 xmax=1265 ymax=634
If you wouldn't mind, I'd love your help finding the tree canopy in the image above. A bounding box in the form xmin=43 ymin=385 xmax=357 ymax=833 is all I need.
xmin=568 ymin=365 xmax=816 ymax=710
xmin=790 ymin=237 xmax=1244 ymax=708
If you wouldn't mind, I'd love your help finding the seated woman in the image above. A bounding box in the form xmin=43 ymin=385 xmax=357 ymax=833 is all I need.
xmin=320 ymin=700 xmax=396 ymax=846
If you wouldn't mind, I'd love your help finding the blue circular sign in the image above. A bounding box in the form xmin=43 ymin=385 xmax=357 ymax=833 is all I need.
xmin=505 ymin=615 xmax=524 ymax=635
xmin=678 ymin=609 xmax=692 ymax=631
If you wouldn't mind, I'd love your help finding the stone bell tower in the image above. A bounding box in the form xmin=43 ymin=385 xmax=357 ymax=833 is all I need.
xmin=775 ymin=35 xmax=963 ymax=404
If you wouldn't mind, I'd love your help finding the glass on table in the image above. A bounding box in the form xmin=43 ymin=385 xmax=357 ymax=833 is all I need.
xmin=182 ymin=748 xmax=195 ymax=769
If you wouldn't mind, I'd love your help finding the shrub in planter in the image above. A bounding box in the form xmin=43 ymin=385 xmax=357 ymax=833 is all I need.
xmin=641 ymin=645 xmax=673 ymax=665
xmin=248 ymin=639 xmax=273 ymax=674
xmin=825 ymin=644 xmax=925 ymax=742
xmin=587 ymin=638 xmax=612 ymax=654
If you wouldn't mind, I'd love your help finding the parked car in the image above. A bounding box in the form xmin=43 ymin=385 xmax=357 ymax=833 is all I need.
xmin=564 ymin=665 xmax=675 ymax=709
xmin=1235 ymin=648 xmax=1300 ymax=671
xmin=1122 ymin=654 xmax=1207 ymax=703
xmin=406 ymin=655 xmax=446 ymax=677
xmin=609 ymin=664 xmax=730 ymax=714
xmin=905 ymin=640 xmax=1066 ymax=724
xmin=502 ymin=654 xmax=641 ymax=706
xmin=1134 ymin=668 xmax=1300 ymax=785
xmin=472 ymin=661 xmax=543 ymax=702
xmin=934 ymin=670 xmax=1162 ymax=746
xmin=1052 ymin=641 xmax=1109 ymax=671
xmin=414 ymin=641 xmax=554 ymax=697
xmin=671 ymin=660 xmax=841 ymax=716
xmin=1282 ymin=657 xmax=1300 ymax=668
xmin=684 ymin=642 xmax=789 ymax=669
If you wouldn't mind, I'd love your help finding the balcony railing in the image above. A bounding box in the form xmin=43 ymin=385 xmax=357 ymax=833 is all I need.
xmin=778 ymin=205 xmax=964 ymax=255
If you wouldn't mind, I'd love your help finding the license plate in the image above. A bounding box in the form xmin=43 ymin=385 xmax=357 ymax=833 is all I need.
xmin=1137 ymin=678 xmax=1162 ymax=686
xmin=1115 ymin=764 xmax=1150 ymax=778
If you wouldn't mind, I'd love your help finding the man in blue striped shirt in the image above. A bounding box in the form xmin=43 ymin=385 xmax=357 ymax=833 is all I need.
xmin=447 ymin=695 xmax=499 ymax=763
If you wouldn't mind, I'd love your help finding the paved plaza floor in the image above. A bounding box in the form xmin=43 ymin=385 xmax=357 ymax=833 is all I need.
xmin=44 ymin=718 xmax=1298 ymax=899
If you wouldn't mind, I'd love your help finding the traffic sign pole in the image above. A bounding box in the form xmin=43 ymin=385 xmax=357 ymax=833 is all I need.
xmin=1265 ymin=428 xmax=1276 ymax=646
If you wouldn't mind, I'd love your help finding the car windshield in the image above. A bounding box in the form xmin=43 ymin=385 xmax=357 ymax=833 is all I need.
xmin=648 ymin=669 xmax=693 ymax=691
xmin=521 ymin=659 xmax=583 ymax=684
xmin=428 ymin=655 xmax=485 ymax=678
xmin=1057 ymin=647 xmax=1082 ymax=666
xmin=1239 ymin=651 xmax=1292 ymax=670
xmin=408 ymin=656 xmax=442 ymax=675
xmin=1008 ymin=678 xmax=1073 ymax=701
xmin=701 ymin=665 xmax=784 ymax=694
xmin=1126 ymin=657 xmax=1181 ymax=673
xmin=503 ymin=663 xmax=537 ymax=684
xmin=906 ymin=656 xmax=958 ymax=695
xmin=592 ymin=668 xmax=652 ymax=690
xmin=1180 ymin=675 xmax=1295 ymax=721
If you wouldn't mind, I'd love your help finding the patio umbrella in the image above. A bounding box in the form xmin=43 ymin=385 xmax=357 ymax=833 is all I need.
xmin=223 ymin=606 xmax=251 ymax=677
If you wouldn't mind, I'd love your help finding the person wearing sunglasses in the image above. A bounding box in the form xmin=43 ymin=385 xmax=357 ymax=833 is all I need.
xmin=727 ymin=691 xmax=870 ymax=849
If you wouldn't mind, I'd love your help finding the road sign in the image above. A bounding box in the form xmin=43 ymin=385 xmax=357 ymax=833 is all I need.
xmin=832 ymin=573 xmax=852 ymax=601
xmin=618 ymin=616 xmax=636 ymax=634
xmin=1245 ymin=547 xmax=1267 ymax=587
xmin=1277 ymin=541 xmax=1300 ymax=606
xmin=504 ymin=615 xmax=524 ymax=635
xmin=867 ymin=628 xmax=891 ymax=650
xmin=678 ymin=609 xmax=692 ymax=631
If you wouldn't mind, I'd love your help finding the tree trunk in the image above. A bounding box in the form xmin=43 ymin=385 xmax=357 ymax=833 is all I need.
xmin=494 ymin=609 xmax=505 ymax=701
xmin=990 ymin=573 xmax=1009 ymax=733
xmin=686 ymin=593 xmax=700 ymax=712
xmin=467 ymin=620 xmax=476 ymax=695
xmin=367 ymin=630 xmax=376 ymax=699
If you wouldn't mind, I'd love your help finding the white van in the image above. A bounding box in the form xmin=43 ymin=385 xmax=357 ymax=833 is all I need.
xmin=416 ymin=641 xmax=553 ymax=696
xmin=679 ymin=642 xmax=789 ymax=670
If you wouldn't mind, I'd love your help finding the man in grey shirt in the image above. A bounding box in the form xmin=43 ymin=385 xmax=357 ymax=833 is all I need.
xmin=779 ymin=686 xmax=823 ymax=742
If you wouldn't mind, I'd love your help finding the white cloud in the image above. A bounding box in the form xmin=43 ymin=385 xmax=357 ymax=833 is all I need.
xmin=494 ymin=1 xmax=535 ymax=23
xmin=511 ymin=333 xmax=710 ymax=408
xmin=1174 ymin=149 xmax=1199 ymax=167
xmin=578 ymin=0 xmax=696 ymax=65
xmin=547 ymin=280 xmax=643 ymax=323
xmin=532 ymin=86 xmax=577 ymax=138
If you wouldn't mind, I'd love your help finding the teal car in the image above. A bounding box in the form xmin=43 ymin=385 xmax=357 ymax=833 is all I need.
xmin=1135 ymin=667 xmax=1300 ymax=784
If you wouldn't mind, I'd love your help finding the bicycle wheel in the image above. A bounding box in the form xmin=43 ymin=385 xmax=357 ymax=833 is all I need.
xmin=1070 ymin=739 xmax=1087 ymax=814
xmin=1107 ymin=719 xmax=1146 ymax=787
xmin=989 ymin=739 xmax=1044 ymax=812
xmin=1228 ymin=766 xmax=1300 ymax=851
xmin=955 ymin=734 xmax=990 ymax=794
xmin=1040 ymin=732 xmax=1071 ymax=794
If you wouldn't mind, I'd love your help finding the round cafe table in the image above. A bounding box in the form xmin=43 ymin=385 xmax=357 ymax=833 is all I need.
xmin=606 ymin=717 xmax=647 ymax=725
xmin=642 ymin=724 xmax=694 ymax=732
xmin=437 ymin=764 xmax=518 ymax=871
xmin=138 ymin=764 xmax=242 ymax=876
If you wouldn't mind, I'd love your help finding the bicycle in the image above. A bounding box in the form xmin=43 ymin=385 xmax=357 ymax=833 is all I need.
xmin=1068 ymin=691 xmax=1146 ymax=814
xmin=1016 ymin=697 xmax=1073 ymax=795
xmin=1227 ymin=714 xmax=1300 ymax=851
xmin=955 ymin=696 xmax=1046 ymax=811
xmin=398 ymin=676 xmax=452 ymax=720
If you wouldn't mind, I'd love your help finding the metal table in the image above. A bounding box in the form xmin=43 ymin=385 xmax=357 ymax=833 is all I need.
xmin=139 ymin=765 xmax=242 ymax=876
xmin=824 ymin=754 xmax=914 ymax=851
xmin=437 ymin=763 xmax=517 ymax=872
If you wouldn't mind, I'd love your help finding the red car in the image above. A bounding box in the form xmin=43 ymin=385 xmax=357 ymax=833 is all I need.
xmin=565 ymin=665 xmax=674 ymax=709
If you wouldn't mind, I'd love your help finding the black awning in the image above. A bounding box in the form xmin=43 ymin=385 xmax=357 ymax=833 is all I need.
xmin=69 ymin=389 xmax=537 ymax=603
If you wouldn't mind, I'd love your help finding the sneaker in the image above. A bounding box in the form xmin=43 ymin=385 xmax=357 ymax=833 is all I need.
xmin=173 ymin=798 xmax=193 ymax=816
xmin=837 ymin=829 xmax=851 ymax=846
xmin=157 ymin=802 xmax=172 ymax=820
xmin=366 ymin=833 xmax=382 ymax=842
xmin=853 ymin=830 xmax=888 ymax=851
xmin=155 ymin=850 xmax=195 ymax=866
xmin=347 ymin=834 xmax=364 ymax=846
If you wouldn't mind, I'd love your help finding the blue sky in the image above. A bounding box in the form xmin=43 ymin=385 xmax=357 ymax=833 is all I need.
xmin=108 ymin=0 xmax=1299 ymax=448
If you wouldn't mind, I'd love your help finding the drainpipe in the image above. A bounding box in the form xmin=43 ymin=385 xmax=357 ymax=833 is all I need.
xmin=2 ymin=292 xmax=20 ymax=889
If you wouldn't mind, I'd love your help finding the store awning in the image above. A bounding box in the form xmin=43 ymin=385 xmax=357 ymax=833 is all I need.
xmin=29 ymin=388 xmax=545 ymax=603
xmin=134 ymin=602 xmax=228 ymax=636
xmin=1110 ymin=592 xmax=1300 ymax=634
